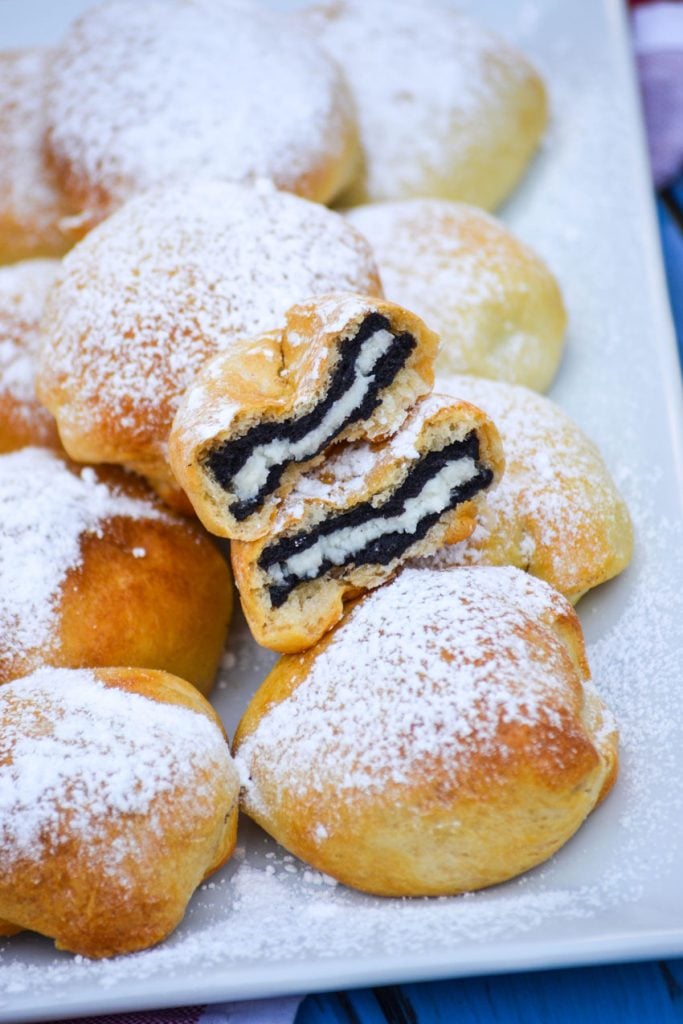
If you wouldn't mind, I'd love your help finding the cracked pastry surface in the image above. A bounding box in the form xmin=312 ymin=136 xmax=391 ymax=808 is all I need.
xmin=45 ymin=0 xmax=360 ymax=225
xmin=419 ymin=376 xmax=633 ymax=602
xmin=0 ymin=259 xmax=61 ymax=453
xmin=0 ymin=447 xmax=232 ymax=693
xmin=301 ymin=0 xmax=547 ymax=208
xmin=231 ymin=392 xmax=503 ymax=652
xmin=0 ymin=666 xmax=239 ymax=958
xmin=234 ymin=565 xmax=618 ymax=897
xmin=170 ymin=294 xmax=437 ymax=542
xmin=0 ymin=49 xmax=74 ymax=263
xmin=347 ymin=199 xmax=566 ymax=392
xmin=36 ymin=181 xmax=381 ymax=504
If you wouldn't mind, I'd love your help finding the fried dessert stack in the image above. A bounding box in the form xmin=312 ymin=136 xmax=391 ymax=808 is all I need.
xmin=171 ymin=291 xmax=507 ymax=647
xmin=0 ymin=0 xmax=632 ymax=963
xmin=0 ymin=50 xmax=74 ymax=263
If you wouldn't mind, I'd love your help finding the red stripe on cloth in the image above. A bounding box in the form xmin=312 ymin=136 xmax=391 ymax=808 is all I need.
xmin=54 ymin=1008 xmax=206 ymax=1024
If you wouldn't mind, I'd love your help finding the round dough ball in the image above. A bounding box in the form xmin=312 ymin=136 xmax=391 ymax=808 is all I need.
xmin=0 ymin=259 xmax=61 ymax=453
xmin=235 ymin=566 xmax=617 ymax=897
xmin=46 ymin=0 xmax=360 ymax=224
xmin=302 ymin=0 xmax=547 ymax=208
xmin=0 ymin=665 xmax=239 ymax=957
xmin=37 ymin=180 xmax=382 ymax=501
xmin=0 ymin=50 xmax=74 ymax=263
xmin=422 ymin=376 xmax=633 ymax=602
xmin=347 ymin=199 xmax=566 ymax=391
xmin=0 ymin=447 xmax=232 ymax=693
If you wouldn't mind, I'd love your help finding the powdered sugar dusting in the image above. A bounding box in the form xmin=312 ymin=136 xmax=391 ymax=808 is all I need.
xmin=0 ymin=448 xmax=166 ymax=669
xmin=0 ymin=260 xmax=59 ymax=432
xmin=305 ymin=0 xmax=536 ymax=201
xmin=238 ymin=567 xmax=581 ymax=810
xmin=0 ymin=667 xmax=233 ymax=874
xmin=39 ymin=180 xmax=379 ymax=458
xmin=0 ymin=49 xmax=71 ymax=261
xmin=346 ymin=199 xmax=562 ymax=383
xmin=46 ymin=0 xmax=353 ymax=215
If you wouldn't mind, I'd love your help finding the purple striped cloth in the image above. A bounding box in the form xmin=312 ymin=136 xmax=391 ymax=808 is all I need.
xmin=57 ymin=997 xmax=303 ymax=1024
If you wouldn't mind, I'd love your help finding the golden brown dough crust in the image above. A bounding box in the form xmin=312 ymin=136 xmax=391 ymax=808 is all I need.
xmin=235 ymin=566 xmax=618 ymax=897
xmin=231 ymin=393 xmax=503 ymax=652
xmin=347 ymin=199 xmax=567 ymax=392
xmin=0 ymin=447 xmax=232 ymax=694
xmin=36 ymin=181 xmax=381 ymax=502
xmin=302 ymin=0 xmax=547 ymax=208
xmin=0 ymin=666 xmax=239 ymax=957
xmin=0 ymin=50 xmax=74 ymax=264
xmin=169 ymin=294 xmax=438 ymax=542
xmin=0 ymin=259 xmax=61 ymax=453
xmin=421 ymin=376 xmax=633 ymax=602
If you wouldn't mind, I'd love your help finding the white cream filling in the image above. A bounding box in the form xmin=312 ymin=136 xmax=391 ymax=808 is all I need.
xmin=231 ymin=329 xmax=395 ymax=503
xmin=268 ymin=456 xmax=478 ymax=587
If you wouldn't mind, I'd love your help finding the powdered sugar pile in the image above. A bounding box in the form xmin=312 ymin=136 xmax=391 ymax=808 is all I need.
xmin=0 ymin=259 xmax=58 ymax=428
xmin=238 ymin=566 xmax=586 ymax=813
xmin=0 ymin=667 xmax=233 ymax=873
xmin=421 ymin=376 xmax=631 ymax=595
xmin=47 ymin=0 xmax=353 ymax=215
xmin=305 ymin=0 xmax=535 ymax=201
xmin=39 ymin=179 xmax=379 ymax=457
xmin=0 ymin=448 xmax=165 ymax=667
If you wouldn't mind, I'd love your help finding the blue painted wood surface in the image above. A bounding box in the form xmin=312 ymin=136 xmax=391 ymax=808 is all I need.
xmin=295 ymin=183 xmax=683 ymax=1023
xmin=297 ymin=961 xmax=683 ymax=1023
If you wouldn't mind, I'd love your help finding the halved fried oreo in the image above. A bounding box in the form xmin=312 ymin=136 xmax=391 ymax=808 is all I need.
xmin=231 ymin=393 xmax=503 ymax=651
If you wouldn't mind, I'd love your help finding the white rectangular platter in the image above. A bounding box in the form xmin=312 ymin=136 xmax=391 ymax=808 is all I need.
xmin=2 ymin=0 xmax=683 ymax=1020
